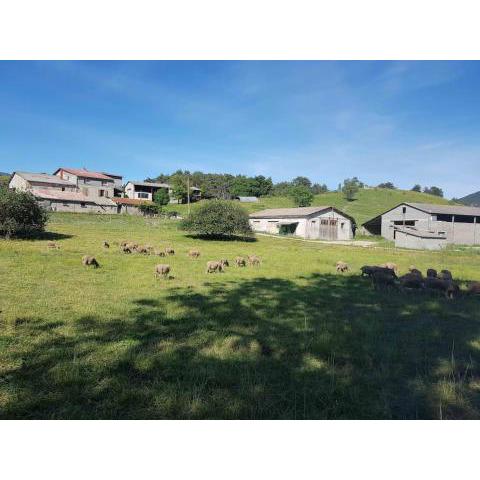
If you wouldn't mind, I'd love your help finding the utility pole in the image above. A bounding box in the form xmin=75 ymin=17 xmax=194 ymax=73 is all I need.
xmin=187 ymin=175 xmax=191 ymax=215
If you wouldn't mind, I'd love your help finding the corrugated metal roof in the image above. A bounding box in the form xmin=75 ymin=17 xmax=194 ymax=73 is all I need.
xmin=406 ymin=202 xmax=480 ymax=216
xmin=55 ymin=168 xmax=114 ymax=180
xmin=14 ymin=171 xmax=76 ymax=186
xmin=250 ymin=206 xmax=335 ymax=218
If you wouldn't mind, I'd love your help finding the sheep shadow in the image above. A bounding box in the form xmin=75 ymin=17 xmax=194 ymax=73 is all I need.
xmin=1 ymin=273 xmax=479 ymax=419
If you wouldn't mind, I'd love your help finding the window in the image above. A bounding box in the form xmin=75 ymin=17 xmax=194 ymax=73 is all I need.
xmin=138 ymin=192 xmax=149 ymax=199
xmin=63 ymin=203 xmax=69 ymax=207
xmin=402 ymin=207 xmax=407 ymax=214
xmin=61 ymin=187 xmax=65 ymax=191
xmin=101 ymin=180 xmax=108 ymax=186
xmin=80 ymin=202 xmax=86 ymax=208
xmin=341 ymin=222 xmax=345 ymax=229
xmin=99 ymin=189 xmax=105 ymax=197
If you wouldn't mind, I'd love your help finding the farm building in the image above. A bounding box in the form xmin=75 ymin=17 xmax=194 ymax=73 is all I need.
xmin=235 ymin=196 xmax=259 ymax=202
xmin=125 ymin=180 xmax=201 ymax=203
xmin=249 ymin=206 xmax=355 ymax=240
xmin=362 ymin=202 xmax=480 ymax=249
xmin=112 ymin=197 xmax=152 ymax=215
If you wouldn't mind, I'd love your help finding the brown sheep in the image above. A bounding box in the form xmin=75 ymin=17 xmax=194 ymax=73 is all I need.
xmin=336 ymin=261 xmax=349 ymax=273
xmin=220 ymin=259 xmax=229 ymax=267
xmin=206 ymin=261 xmax=224 ymax=273
xmin=188 ymin=249 xmax=201 ymax=258
xmin=248 ymin=255 xmax=261 ymax=266
xmin=468 ymin=282 xmax=480 ymax=295
xmin=120 ymin=240 xmax=129 ymax=247
xmin=47 ymin=241 xmax=60 ymax=249
xmin=121 ymin=245 xmax=132 ymax=254
xmin=153 ymin=249 xmax=166 ymax=257
xmin=82 ymin=255 xmax=99 ymax=268
xmin=399 ymin=273 xmax=425 ymax=290
xmin=424 ymin=277 xmax=460 ymax=300
xmin=235 ymin=256 xmax=247 ymax=267
xmin=381 ymin=262 xmax=398 ymax=274
xmin=127 ymin=242 xmax=139 ymax=251
xmin=439 ymin=269 xmax=453 ymax=281
xmin=154 ymin=264 xmax=170 ymax=279
xmin=103 ymin=241 xmax=110 ymax=248
xmin=426 ymin=268 xmax=437 ymax=278
xmin=165 ymin=247 xmax=175 ymax=255
xmin=372 ymin=271 xmax=398 ymax=290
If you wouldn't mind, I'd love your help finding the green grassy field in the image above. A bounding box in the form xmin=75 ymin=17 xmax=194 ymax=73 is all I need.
xmin=1 ymin=212 xmax=479 ymax=419
xmin=166 ymin=187 xmax=454 ymax=226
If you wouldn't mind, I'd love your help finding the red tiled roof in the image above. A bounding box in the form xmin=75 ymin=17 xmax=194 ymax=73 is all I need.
xmin=55 ymin=168 xmax=114 ymax=180
xmin=111 ymin=197 xmax=153 ymax=205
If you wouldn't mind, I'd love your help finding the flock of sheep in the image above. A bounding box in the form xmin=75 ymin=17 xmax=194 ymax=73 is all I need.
xmin=336 ymin=260 xmax=480 ymax=299
xmin=47 ymin=240 xmax=262 ymax=280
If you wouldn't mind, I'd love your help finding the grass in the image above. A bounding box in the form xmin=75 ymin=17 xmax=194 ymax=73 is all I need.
xmin=165 ymin=187 xmax=455 ymax=226
xmin=1 ymin=212 xmax=480 ymax=419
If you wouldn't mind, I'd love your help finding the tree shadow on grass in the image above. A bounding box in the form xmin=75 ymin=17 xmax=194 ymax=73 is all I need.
xmin=3 ymin=231 xmax=74 ymax=241
xmin=183 ymin=233 xmax=257 ymax=242
xmin=1 ymin=273 xmax=480 ymax=419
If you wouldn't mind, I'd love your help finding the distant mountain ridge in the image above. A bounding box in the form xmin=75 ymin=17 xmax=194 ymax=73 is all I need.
xmin=458 ymin=190 xmax=480 ymax=207
xmin=0 ymin=172 xmax=10 ymax=177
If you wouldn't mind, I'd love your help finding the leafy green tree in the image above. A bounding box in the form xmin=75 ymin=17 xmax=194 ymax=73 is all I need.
xmin=311 ymin=183 xmax=328 ymax=194
xmin=272 ymin=181 xmax=293 ymax=196
xmin=181 ymin=200 xmax=252 ymax=238
xmin=0 ymin=190 xmax=48 ymax=238
xmin=377 ymin=182 xmax=396 ymax=189
xmin=138 ymin=203 xmax=161 ymax=216
xmin=424 ymin=186 xmax=444 ymax=197
xmin=411 ymin=184 xmax=422 ymax=192
xmin=291 ymin=176 xmax=312 ymax=189
xmin=170 ymin=174 xmax=189 ymax=203
xmin=153 ymin=188 xmax=170 ymax=207
xmin=289 ymin=185 xmax=314 ymax=207
xmin=342 ymin=178 xmax=360 ymax=201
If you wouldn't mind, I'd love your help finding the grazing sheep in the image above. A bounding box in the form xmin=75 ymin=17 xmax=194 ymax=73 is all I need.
xmin=188 ymin=248 xmax=201 ymax=258
xmin=439 ymin=269 xmax=453 ymax=281
xmin=361 ymin=265 xmax=396 ymax=278
xmin=127 ymin=242 xmax=138 ymax=251
xmin=206 ymin=261 xmax=224 ymax=273
xmin=372 ymin=271 xmax=398 ymax=291
xmin=47 ymin=241 xmax=60 ymax=249
xmin=153 ymin=249 xmax=166 ymax=257
xmin=425 ymin=277 xmax=459 ymax=299
xmin=103 ymin=241 xmax=110 ymax=248
xmin=154 ymin=264 xmax=170 ymax=279
xmin=82 ymin=255 xmax=99 ymax=268
xmin=399 ymin=273 xmax=425 ymax=290
xmin=248 ymin=255 xmax=261 ymax=266
xmin=426 ymin=268 xmax=437 ymax=278
xmin=165 ymin=247 xmax=175 ymax=255
xmin=235 ymin=256 xmax=247 ymax=267
xmin=381 ymin=262 xmax=398 ymax=274
xmin=135 ymin=245 xmax=150 ymax=255
xmin=336 ymin=261 xmax=349 ymax=273
xmin=409 ymin=268 xmax=423 ymax=278
xmin=121 ymin=245 xmax=132 ymax=254
xmin=468 ymin=282 xmax=480 ymax=295
xmin=220 ymin=259 xmax=229 ymax=267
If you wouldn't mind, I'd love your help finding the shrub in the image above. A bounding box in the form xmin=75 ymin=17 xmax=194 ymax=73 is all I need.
xmin=181 ymin=200 xmax=252 ymax=238
xmin=0 ymin=190 xmax=48 ymax=238
xmin=138 ymin=203 xmax=161 ymax=216
xmin=289 ymin=185 xmax=314 ymax=207
xmin=153 ymin=188 xmax=170 ymax=206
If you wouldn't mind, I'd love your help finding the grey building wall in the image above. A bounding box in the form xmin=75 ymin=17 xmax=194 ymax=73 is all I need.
xmin=394 ymin=231 xmax=447 ymax=250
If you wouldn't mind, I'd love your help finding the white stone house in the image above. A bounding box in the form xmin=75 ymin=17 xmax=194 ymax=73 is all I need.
xmin=125 ymin=180 xmax=201 ymax=203
xmin=249 ymin=206 xmax=355 ymax=240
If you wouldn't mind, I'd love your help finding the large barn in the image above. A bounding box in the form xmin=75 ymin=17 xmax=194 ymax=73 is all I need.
xmin=362 ymin=202 xmax=480 ymax=249
xmin=249 ymin=206 xmax=355 ymax=240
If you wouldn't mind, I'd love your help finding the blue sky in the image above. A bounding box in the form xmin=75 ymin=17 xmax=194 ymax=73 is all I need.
xmin=0 ymin=60 xmax=479 ymax=198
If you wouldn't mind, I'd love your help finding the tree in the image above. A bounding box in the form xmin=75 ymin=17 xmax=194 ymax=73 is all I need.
xmin=411 ymin=184 xmax=422 ymax=192
xmin=289 ymin=185 xmax=314 ymax=207
xmin=291 ymin=176 xmax=312 ymax=189
xmin=342 ymin=178 xmax=360 ymax=201
xmin=181 ymin=200 xmax=252 ymax=238
xmin=424 ymin=186 xmax=444 ymax=197
xmin=153 ymin=188 xmax=170 ymax=207
xmin=169 ymin=173 xmax=189 ymax=203
xmin=377 ymin=182 xmax=396 ymax=189
xmin=272 ymin=181 xmax=292 ymax=196
xmin=0 ymin=190 xmax=48 ymax=238
xmin=311 ymin=183 xmax=328 ymax=194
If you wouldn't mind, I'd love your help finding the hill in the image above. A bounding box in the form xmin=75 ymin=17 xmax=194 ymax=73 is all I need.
xmin=458 ymin=190 xmax=480 ymax=207
xmin=166 ymin=188 xmax=455 ymax=226
xmin=0 ymin=172 xmax=10 ymax=177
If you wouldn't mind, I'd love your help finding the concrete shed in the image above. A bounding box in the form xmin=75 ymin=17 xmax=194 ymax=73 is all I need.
xmin=249 ymin=206 xmax=355 ymax=240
